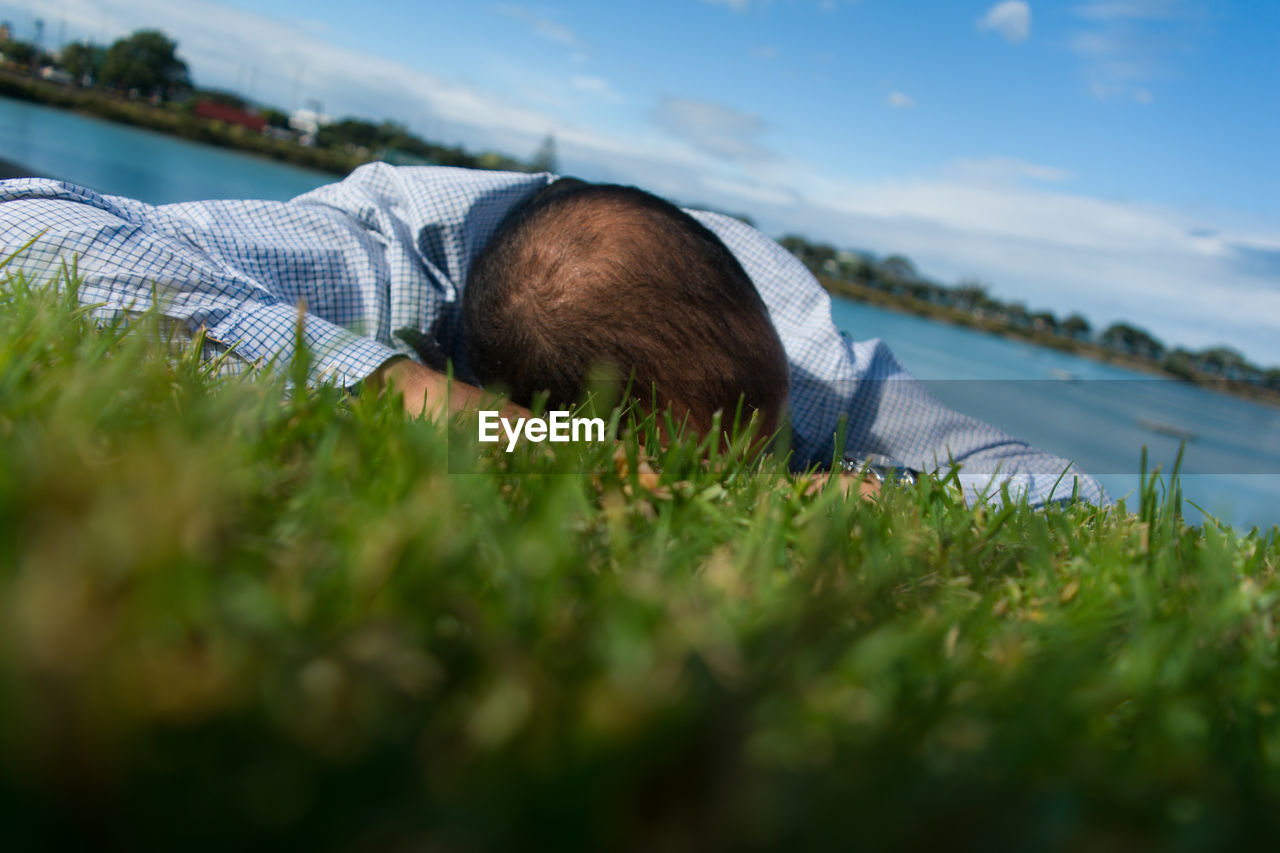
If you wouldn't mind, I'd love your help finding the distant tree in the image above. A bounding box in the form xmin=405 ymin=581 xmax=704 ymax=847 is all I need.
xmin=1161 ymin=348 xmax=1198 ymax=380
xmin=953 ymin=279 xmax=990 ymax=311
xmin=778 ymin=235 xmax=809 ymax=256
xmin=1 ymin=38 xmax=38 ymax=68
xmin=1194 ymin=346 xmax=1245 ymax=371
xmin=1030 ymin=311 xmax=1059 ymax=334
xmin=57 ymin=42 xmax=106 ymax=84
xmin=192 ymin=88 xmax=249 ymax=109
xmin=1192 ymin=346 xmax=1256 ymax=379
xmin=877 ymin=254 xmax=917 ymax=283
xmin=809 ymin=242 xmax=837 ymax=269
xmin=835 ymin=252 xmax=873 ymax=282
xmin=851 ymin=255 xmax=875 ymax=282
xmin=1005 ymin=302 xmax=1031 ymax=329
xmin=477 ymin=151 xmax=523 ymax=171
xmin=530 ymin=134 xmax=558 ymax=173
xmin=376 ymin=120 xmax=413 ymax=146
xmin=1061 ymin=313 xmax=1092 ymax=340
xmin=257 ymin=106 xmax=290 ymax=129
xmin=99 ymin=29 xmax=190 ymax=100
xmin=777 ymin=235 xmax=837 ymax=273
xmin=315 ymin=118 xmax=384 ymax=151
xmin=1099 ymin=322 xmax=1165 ymax=360
xmin=912 ymin=282 xmax=945 ymax=304
xmin=378 ymin=121 xmax=420 ymax=151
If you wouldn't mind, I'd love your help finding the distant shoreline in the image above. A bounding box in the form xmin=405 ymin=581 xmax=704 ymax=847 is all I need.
xmin=821 ymin=276 xmax=1280 ymax=409
xmin=0 ymin=70 xmax=360 ymax=177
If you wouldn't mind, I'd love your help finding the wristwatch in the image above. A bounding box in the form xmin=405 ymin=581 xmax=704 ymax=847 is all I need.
xmin=839 ymin=454 xmax=920 ymax=486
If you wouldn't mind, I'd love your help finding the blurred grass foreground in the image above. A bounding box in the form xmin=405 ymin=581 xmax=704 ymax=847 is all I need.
xmin=2 ymin=259 xmax=1280 ymax=852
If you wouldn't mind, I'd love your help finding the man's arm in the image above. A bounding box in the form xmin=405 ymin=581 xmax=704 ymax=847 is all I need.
xmin=1 ymin=178 xmax=405 ymax=389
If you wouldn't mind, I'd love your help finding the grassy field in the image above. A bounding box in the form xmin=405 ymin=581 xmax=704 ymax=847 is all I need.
xmin=2 ymin=263 xmax=1279 ymax=851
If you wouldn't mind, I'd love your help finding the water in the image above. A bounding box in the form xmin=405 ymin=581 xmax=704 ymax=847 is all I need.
xmin=0 ymin=96 xmax=332 ymax=203
xmin=3 ymin=95 xmax=1278 ymax=530
xmin=831 ymin=298 xmax=1280 ymax=529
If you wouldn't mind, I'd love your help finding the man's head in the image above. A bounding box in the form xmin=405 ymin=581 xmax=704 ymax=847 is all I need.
xmin=462 ymin=179 xmax=789 ymax=438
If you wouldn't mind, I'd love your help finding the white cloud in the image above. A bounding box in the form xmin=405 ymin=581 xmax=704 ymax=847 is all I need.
xmin=752 ymin=45 xmax=779 ymax=60
xmin=533 ymin=20 xmax=576 ymax=46
xmin=1075 ymin=0 xmax=1186 ymax=21
xmin=1069 ymin=0 xmax=1193 ymax=101
xmin=704 ymin=0 xmax=860 ymax=14
xmin=651 ymin=96 xmax=774 ymax=161
xmin=498 ymin=4 xmax=582 ymax=49
xmin=949 ymin=156 xmax=1073 ymax=184
xmin=886 ymin=91 xmax=915 ymax=109
xmin=977 ymin=1 xmax=1032 ymax=44
xmin=700 ymin=175 xmax=798 ymax=208
xmin=570 ymin=75 xmax=623 ymax=103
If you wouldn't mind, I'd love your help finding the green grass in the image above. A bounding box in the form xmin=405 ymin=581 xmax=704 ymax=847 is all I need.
xmin=2 ymin=265 xmax=1279 ymax=851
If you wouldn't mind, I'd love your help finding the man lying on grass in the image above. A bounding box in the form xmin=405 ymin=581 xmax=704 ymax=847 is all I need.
xmin=0 ymin=165 xmax=1101 ymax=506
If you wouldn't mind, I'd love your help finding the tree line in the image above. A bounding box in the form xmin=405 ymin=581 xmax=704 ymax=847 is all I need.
xmin=778 ymin=234 xmax=1280 ymax=390
xmin=1 ymin=27 xmax=555 ymax=174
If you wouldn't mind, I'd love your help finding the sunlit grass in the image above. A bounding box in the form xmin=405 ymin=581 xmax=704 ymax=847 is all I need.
xmin=1 ymin=265 xmax=1278 ymax=850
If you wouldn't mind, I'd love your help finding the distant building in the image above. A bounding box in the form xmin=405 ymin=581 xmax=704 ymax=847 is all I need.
xmin=194 ymin=100 xmax=267 ymax=133
xmin=289 ymin=107 xmax=331 ymax=147
xmin=39 ymin=66 xmax=73 ymax=85
xmin=0 ymin=22 xmax=11 ymax=43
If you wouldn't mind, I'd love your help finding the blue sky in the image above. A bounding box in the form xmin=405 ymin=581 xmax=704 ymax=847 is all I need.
xmin=8 ymin=0 xmax=1280 ymax=364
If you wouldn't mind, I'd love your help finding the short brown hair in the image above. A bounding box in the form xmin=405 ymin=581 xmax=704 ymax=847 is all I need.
xmin=462 ymin=180 xmax=789 ymax=436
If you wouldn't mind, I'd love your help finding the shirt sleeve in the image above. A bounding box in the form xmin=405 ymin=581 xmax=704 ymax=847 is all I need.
xmin=688 ymin=209 xmax=1106 ymax=508
xmin=0 ymin=178 xmax=400 ymax=389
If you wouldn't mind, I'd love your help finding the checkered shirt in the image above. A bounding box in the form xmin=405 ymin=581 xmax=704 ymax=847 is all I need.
xmin=0 ymin=163 xmax=1103 ymax=506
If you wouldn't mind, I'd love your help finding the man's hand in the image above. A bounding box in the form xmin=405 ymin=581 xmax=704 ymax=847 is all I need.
xmin=800 ymin=470 xmax=881 ymax=501
xmin=842 ymin=471 xmax=882 ymax=500
xmin=367 ymin=357 xmax=530 ymax=421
